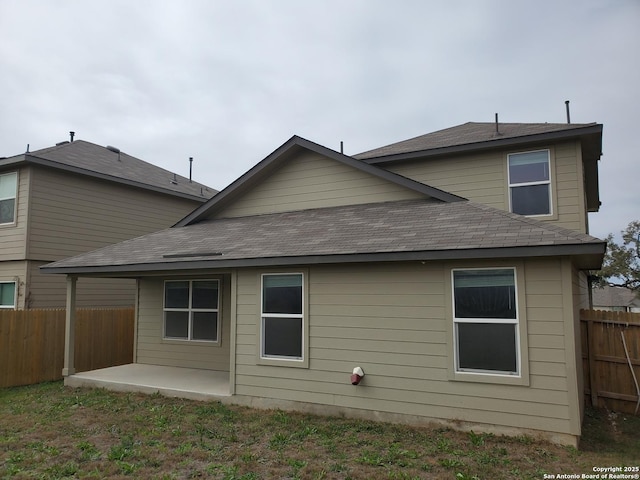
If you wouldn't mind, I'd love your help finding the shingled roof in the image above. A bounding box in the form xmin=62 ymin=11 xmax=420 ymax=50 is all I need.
xmin=41 ymin=198 xmax=605 ymax=275
xmin=355 ymin=122 xmax=602 ymax=161
xmin=1 ymin=140 xmax=216 ymax=201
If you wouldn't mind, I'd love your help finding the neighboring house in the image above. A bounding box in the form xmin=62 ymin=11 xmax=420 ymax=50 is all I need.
xmin=0 ymin=138 xmax=215 ymax=308
xmin=592 ymin=285 xmax=640 ymax=313
xmin=42 ymin=121 xmax=606 ymax=447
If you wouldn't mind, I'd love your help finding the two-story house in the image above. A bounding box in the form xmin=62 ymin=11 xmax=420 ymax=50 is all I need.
xmin=0 ymin=138 xmax=215 ymax=309
xmin=41 ymin=121 xmax=605 ymax=446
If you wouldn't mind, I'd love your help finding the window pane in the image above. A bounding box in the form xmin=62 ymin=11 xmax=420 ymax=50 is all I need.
xmin=454 ymin=270 xmax=516 ymax=319
xmin=192 ymin=311 xmax=218 ymax=341
xmin=165 ymin=281 xmax=189 ymax=308
xmin=457 ymin=323 xmax=517 ymax=373
xmin=263 ymin=274 xmax=302 ymax=314
xmin=511 ymin=184 xmax=550 ymax=215
xmin=0 ymin=199 xmax=15 ymax=224
xmin=0 ymin=173 xmax=17 ymax=198
xmin=0 ymin=283 xmax=15 ymax=307
xmin=192 ymin=281 xmax=218 ymax=309
xmin=509 ymin=151 xmax=549 ymax=183
xmin=165 ymin=311 xmax=189 ymax=338
xmin=263 ymin=317 xmax=302 ymax=358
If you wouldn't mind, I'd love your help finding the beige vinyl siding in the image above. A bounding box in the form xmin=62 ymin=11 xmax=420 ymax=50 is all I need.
xmin=136 ymin=276 xmax=231 ymax=371
xmin=233 ymin=259 xmax=580 ymax=438
xmin=27 ymin=167 xmax=201 ymax=261
xmin=554 ymin=142 xmax=586 ymax=232
xmin=0 ymin=261 xmax=28 ymax=309
xmin=0 ymin=167 xmax=30 ymax=261
xmin=26 ymin=261 xmax=135 ymax=308
xmin=386 ymin=151 xmax=505 ymax=210
xmin=214 ymin=152 xmax=424 ymax=219
xmin=384 ymin=140 xmax=587 ymax=233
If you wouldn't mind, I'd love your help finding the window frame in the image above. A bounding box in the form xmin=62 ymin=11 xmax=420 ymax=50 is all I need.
xmin=259 ymin=272 xmax=307 ymax=365
xmin=449 ymin=266 xmax=529 ymax=384
xmin=163 ymin=279 xmax=220 ymax=343
xmin=0 ymin=171 xmax=18 ymax=226
xmin=507 ymin=149 xmax=553 ymax=217
xmin=0 ymin=281 xmax=17 ymax=309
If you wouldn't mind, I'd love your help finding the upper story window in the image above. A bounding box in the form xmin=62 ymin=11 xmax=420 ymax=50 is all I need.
xmin=0 ymin=172 xmax=17 ymax=225
xmin=508 ymin=150 xmax=551 ymax=216
xmin=163 ymin=280 xmax=220 ymax=342
xmin=0 ymin=282 xmax=16 ymax=308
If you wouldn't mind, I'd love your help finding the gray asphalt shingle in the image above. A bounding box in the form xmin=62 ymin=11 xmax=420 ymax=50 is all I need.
xmin=355 ymin=122 xmax=598 ymax=159
xmin=42 ymin=198 xmax=604 ymax=272
xmin=15 ymin=140 xmax=216 ymax=199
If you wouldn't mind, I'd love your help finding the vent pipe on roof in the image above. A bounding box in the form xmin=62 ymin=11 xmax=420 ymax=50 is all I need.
xmin=340 ymin=141 xmax=344 ymax=154
xmin=26 ymin=144 xmax=30 ymax=153
xmin=106 ymin=145 xmax=121 ymax=161
xmin=565 ymin=100 xmax=571 ymax=124
xmin=494 ymin=113 xmax=501 ymax=135
xmin=189 ymin=157 xmax=193 ymax=183
xmin=69 ymin=131 xmax=75 ymax=142
xmin=171 ymin=173 xmax=178 ymax=185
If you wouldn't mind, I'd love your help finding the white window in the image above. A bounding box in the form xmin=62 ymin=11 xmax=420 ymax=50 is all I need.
xmin=0 ymin=282 xmax=16 ymax=308
xmin=261 ymin=273 xmax=304 ymax=360
xmin=163 ymin=280 xmax=219 ymax=342
xmin=0 ymin=172 xmax=17 ymax=224
xmin=453 ymin=268 xmax=519 ymax=376
xmin=508 ymin=150 xmax=551 ymax=216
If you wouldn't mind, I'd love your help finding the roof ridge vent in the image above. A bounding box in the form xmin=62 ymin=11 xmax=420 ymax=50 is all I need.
xmin=56 ymin=141 xmax=69 ymax=146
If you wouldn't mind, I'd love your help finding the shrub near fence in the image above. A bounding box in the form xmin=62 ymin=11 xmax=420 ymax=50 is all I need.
xmin=0 ymin=308 xmax=134 ymax=388
xmin=581 ymin=309 xmax=640 ymax=415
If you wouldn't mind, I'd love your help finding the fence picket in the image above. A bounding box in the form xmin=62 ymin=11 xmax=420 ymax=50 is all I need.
xmin=581 ymin=309 xmax=640 ymax=415
xmin=0 ymin=308 xmax=134 ymax=388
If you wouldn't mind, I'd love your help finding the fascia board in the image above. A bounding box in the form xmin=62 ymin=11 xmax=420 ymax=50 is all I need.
xmin=40 ymin=242 xmax=606 ymax=276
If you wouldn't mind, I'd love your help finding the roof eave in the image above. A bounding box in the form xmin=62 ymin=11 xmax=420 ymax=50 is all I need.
xmin=23 ymin=155 xmax=209 ymax=202
xmin=361 ymin=124 xmax=604 ymax=164
xmin=40 ymin=242 xmax=606 ymax=277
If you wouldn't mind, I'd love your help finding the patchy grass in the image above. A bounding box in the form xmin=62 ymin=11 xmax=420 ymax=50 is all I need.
xmin=0 ymin=382 xmax=638 ymax=479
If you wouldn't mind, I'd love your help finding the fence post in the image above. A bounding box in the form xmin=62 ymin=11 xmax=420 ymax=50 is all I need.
xmin=587 ymin=312 xmax=599 ymax=407
xmin=62 ymin=276 xmax=77 ymax=377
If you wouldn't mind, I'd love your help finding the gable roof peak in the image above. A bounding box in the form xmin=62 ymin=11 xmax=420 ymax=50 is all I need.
xmin=175 ymin=134 xmax=465 ymax=227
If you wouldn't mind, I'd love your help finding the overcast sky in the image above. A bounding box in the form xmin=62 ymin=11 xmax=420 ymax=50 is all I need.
xmin=1 ymin=0 xmax=638 ymax=239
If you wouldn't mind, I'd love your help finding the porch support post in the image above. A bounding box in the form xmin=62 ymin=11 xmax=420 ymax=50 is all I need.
xmin=62 ymin=275 xmax=77 ymax=377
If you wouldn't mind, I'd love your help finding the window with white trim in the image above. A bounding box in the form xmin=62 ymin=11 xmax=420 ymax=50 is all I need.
xmin=508 ymin=150 xmax=551 ymax=216
xmin=0 ymin=282 xmax=16 ymax=308
xmin=261 ymin=273 xmax=303 ymax=360
xmin=0 ymin=172 xmax=17 ymax=224
xmin=163 ymin=280 xmax=219 ymax=342
xmin=453 ymin=268 xmax=519 ymax=376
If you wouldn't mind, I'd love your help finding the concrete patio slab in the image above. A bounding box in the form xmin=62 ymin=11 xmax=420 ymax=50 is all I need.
xmin=65 ymin=364 xmax=231 ymax=401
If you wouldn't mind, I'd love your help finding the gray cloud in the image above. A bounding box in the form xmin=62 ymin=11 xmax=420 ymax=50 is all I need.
xmin=1 ymin=0 xmax=638 ymax=239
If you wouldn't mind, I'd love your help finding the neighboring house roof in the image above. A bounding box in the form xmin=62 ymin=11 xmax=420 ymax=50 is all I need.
xmin=355 ymin=122 xmax=603 ymax=212
xmin=41 ymin=198 xmax=605 ymax=275
xmin=592 ymin=285 xmax=640 ymax=309
xmin=175 ymin=135 xmax=465 ymax=227
xmin=0 ymin=140 xmax=217 ymax=201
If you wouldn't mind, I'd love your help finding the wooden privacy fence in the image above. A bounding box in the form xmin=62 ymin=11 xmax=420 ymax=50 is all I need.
xmin=581 ymin=309 xmax=640 ymax=415
xmin=0 ymin=308 xmax=134 ymax=388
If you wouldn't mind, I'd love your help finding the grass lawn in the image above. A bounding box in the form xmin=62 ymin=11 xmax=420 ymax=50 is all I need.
xmin=1 ymin=382 xmax=638 ymax=479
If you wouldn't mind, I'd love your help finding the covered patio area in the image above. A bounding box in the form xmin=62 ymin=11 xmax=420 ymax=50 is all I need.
xmin=65 ymin=364 xmax=231 ymax=401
